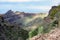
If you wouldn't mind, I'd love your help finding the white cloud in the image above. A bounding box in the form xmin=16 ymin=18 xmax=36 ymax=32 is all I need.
xmin=52 ymin=0 xmax=60 ymax=6
xmin=0 ymin=0 xmax=46 ymax=2
xmin=27 ymin=6 xmax=51 ymax=11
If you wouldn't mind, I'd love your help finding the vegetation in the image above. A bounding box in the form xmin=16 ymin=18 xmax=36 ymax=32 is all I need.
xmin=28 ymin=21 xmax=58 ymax=39
xmin=0 ymin=5 xmax=60 ymax=40
xmin=29 ymin=28 xmax=38 ymax=38
xmin=29 ymin=5 xmax=60 ymax=38
xmin=0 ymin=16 xmax=28 ymax=40
xmin=49 ymin=5 xmax=60 ymax=19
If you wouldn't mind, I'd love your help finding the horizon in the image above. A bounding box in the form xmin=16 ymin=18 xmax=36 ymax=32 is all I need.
xmin=0 ymin=0 xmax=60 ymax=14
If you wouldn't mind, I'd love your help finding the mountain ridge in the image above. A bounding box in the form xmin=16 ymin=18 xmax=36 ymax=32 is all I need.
xmin=2 ymin=10 xmax=48 ymax=30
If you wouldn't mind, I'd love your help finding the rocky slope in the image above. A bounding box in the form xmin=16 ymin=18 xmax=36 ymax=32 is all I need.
xmin=29 ymin=5 xmax=60 ymax=40
xmin=30 ymin=28 xmax=60 ymax=40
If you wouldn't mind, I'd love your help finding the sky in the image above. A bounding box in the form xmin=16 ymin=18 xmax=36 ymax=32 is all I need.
xmin=0 ymin=0 xmax=60 ymax=14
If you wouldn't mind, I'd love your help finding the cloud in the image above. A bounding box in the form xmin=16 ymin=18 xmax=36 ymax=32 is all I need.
xmin=0 ymin=0 xmax=46 ymax=2
xmin=27 ymin=6 xmax=51 ymax=11
xmin=0 ymin=0 xmax=60 ymax=13
xmin=52 ymin=0 xmax=60 ymax=6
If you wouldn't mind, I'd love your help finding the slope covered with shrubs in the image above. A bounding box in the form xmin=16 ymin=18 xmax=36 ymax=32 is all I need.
xmin=0 ymin=15 xmax=28 ymax=40
xmin=29 ymin=5 xmax=60 ymax=40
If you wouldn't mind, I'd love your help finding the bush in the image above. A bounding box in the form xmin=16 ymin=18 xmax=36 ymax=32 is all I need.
xmin=50 ymin=5 xmax=60 ymax=19
xmin=38 ymin=26 xmax=44 ymax=34
xmin=29 ymin=28 xmax=38 ymax=38
xmin=50 ymin=8 xmax=58 ymax=18
xmin=29 ymin=26 xmax=44 ymax=38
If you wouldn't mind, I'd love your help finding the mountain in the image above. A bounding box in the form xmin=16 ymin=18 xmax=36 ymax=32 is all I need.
xmin=0 ymin=5 xmax=60 ymax=40
xmin=0 ymin=10 xmax=48 ymax=40
xmin=3 ymin=10 xmax=48 ymax=30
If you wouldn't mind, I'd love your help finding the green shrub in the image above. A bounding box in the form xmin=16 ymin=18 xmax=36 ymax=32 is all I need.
xmin=50 ymin=8 xmax=58 ymax=18
xmin=38 ymin=26 xmax=44 ymax=34
xmin=50 ymin=5 xmax=60 ymax=19
xmin=29 ymin=28 xmax=38 ymax=38
xmin=29 ymin=26 xmax=44 ymax=38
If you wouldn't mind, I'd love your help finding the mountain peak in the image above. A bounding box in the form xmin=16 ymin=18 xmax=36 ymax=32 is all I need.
xmin=5 ymin=10 xmax=14 ymax=15
xmin=6 ymin=10 xmax=14 ymax=13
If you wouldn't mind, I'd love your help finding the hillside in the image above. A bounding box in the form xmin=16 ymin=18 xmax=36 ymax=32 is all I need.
xmin=30 ymin=5 xmax=60 ymax=40
xmin=0 ymin=10 xmax=48 ymax=40
xmin=0 ymin=15 xmax=28 ymax=40
xmin=30 ymin=28 xmax=60 ymax=40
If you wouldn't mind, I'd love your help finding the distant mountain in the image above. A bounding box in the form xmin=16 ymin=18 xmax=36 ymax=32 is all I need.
xmin=3 ymin=10 xmax=48 ymax=30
